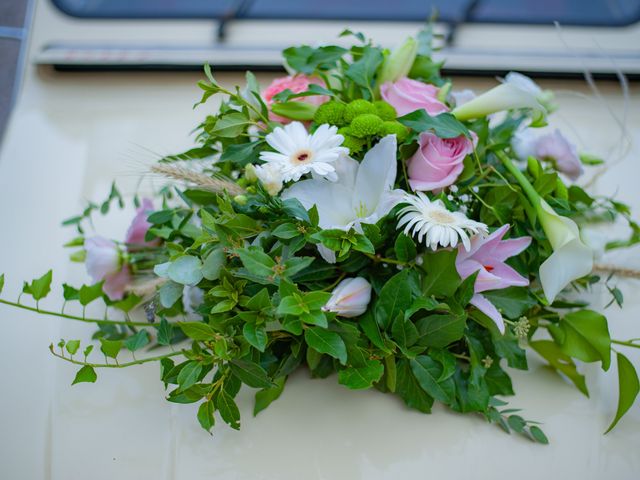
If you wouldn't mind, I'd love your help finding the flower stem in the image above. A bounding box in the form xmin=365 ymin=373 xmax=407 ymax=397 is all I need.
xmin=49 ymin=346 xmax=183 ymax=368
xmin=612 ymin=339 xmax=640 ymax=350
xmin=0 ymin=298 xmax=151 ymax=327
xmin=495 ymin=151 xmax=540 ymax=207
xmin=363 ymin=252 xmax=409 ymax=266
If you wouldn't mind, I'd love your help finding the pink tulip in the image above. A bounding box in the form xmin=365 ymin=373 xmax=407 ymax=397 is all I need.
xmin=380 ymin=77 xmax=448 ymax=117
xmin=407 ymin=131 xmax=476 ymax=192
xmin=455 ymin=225 xmax=531 ymax=333
xmin=263 ymin=75 xmax=328 ymax=123
xmin=125 ymin=198 xmax=156 ymax=247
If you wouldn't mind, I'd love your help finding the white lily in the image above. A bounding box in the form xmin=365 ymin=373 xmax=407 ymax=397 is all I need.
xmin=452 ymin=72 xmax=547 ymax=121
xmin=322 ymin=277 xmax=372 ymax=318
xmin=281 ymin=135 xmax=404 ymax=231
xmin=498 ymin=152 xmax=593 ymax=303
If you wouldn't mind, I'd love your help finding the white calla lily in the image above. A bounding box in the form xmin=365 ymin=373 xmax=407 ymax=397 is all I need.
xmin=281 ymin=135 xmax=404 ymax=231
xmin=452 ymin=72 xmax=546 ymax=121
xmin=498 ymin=152 xmax=593 ymax=303
xmin=537 ymin=200 xmax=594 ymax=303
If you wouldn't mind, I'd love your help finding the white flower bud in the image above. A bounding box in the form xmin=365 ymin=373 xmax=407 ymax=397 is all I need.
xmin=322 ymin=277 xmax=372 ymax=318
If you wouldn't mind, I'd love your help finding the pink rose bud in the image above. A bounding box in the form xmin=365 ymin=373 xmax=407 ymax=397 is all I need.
xmin=407 ymin=131 xmax=476 ymax=192
xmin=535 ymin=130 xmax=583 ymax=180
xmin=84 ymin=236 xmax=130 ymax=301
xmin=380 ymin=77 xmax=449 ymax=117
xmin=322 ymin=277 xmax=372 ymax=318
xmin=263 ymin=75 xmax=328 ymax=123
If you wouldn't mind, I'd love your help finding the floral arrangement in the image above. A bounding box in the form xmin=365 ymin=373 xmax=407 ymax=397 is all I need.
xmin=2 ymin=29 xmax=639 ymax=443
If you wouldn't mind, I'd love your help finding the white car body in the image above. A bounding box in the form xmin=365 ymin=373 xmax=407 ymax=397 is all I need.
xmin=1 ymin=1 xmax=639 ymax=478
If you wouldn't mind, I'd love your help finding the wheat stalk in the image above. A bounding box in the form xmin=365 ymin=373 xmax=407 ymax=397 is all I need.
xmin=151 ymin=164 xmax=245 ymax=196
xmin=594 ymin=264 xmax=640 ymax=279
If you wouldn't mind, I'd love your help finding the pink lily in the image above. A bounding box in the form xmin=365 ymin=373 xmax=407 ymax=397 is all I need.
xmin=455 ymin=225 xmax=531 ymax=333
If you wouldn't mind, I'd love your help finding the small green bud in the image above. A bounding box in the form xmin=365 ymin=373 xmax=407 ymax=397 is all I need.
xmin=236 ymin=178 xmax=248 ymax=187
xmin=233 ymin=194 xmax=248 ymax=205
xmin=380 ymin=121 xmax=409 ymax=142
xmin=378 ymin=37 xmax=418 ymax=84
xmin=246 ymin=186 xmax=256 ymax=194
xmin=258 ymin=206 xmax=269 ymax=214
xmin=244 ymin=164 xmax=258 ymax=183
xmin=344 ymin=99 xmax=376 ymax=123
xmin=373 ymin=101 xmax=397 ymax=121
xmin=313 ymin=101 xmax=346 ymax=126
xmin=437 ymin=81 xmax=452 ymax=103
xmin=350 ymin=114 xmax=383 ymax=138
xmin=271 ymin=101 xmax=317 ymax=121
xmin=337 ymin=126 xmax=352 ymax=137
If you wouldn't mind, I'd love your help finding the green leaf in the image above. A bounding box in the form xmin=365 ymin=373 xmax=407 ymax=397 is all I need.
xmin=178 ymin=322 xmax=217 ymax=341
xmin=197 ymin=400 xmax=216 ymax=432
xmin=159 ymin=281 xmax=183 ymax=308
xmin=395 ymin=359 xmax=434 ymax=413
xmin=230 ymin=359 xmax=273 ymax=388
xmin=243 ymin=323 xmax=268 ymax=352
xmin=529 ymin=425 xmax=549 ymax=444
xmin=215 ymin=390 xmax=241 ymax=430
xmin=254 ymin=376 xmax=287 ymax=416
xmin=177 ymin=361 xmax=203 ymax=390
xmin=272 ymin=222 xmax=301 ymax=239
xmin=72 ymin=365 xmax=97 ymax=385
xmin=391 ymin=315 xmax=419 ymax=349
xmin=29 ymin=270 xmax=53 ymax=301
xmin=99 ymin=338 xmax=122 ymax=359
xmin=360 ymin=310 xmax=390 ymax=353
xmin=277 ymin=295 xmax=306 ymax=316
xmin=62 ymin=284 xmax=79 ymax=301
xmin=283 ymin=45 xmax=347 ymax=74
xmin=398 ymin=111 xmax=470 ymax=138
xmin=157 ymin=318 xmax=174 ymax=346
xmin=209 ymin=112 xmax=252 ymax=137
xmin=283 ymin=256 xmax=315 ymax=277
xmin=394 ymin=234 xmax=416 ymax=262
xmin=483 ymin=287 xmax=537 ymax=319
xmin=346 ymin=45 xmax=384 ymax=93
xmin=410 ymin=356 xmax=455 ymax=403
xmin=338 ymin=359 xmax=384 ymax=389
xmin=304 ymin=327 xmax=347 ymax=365
xmin=375 ymin=270 xmax=413 ymax=329
xmin=79 ymin=282 xmax=103 ymax=306
xmin=65 ymin=340 xmax=81 ymax=356
xmin=219 ymin=141 xmax=260 ymax=166
xmin=0 ymin=273 xmax=4 ymax=294
xmin=416 ymin=314 xmax=466 ymax=348
xmin=271 ymin=102 xmax=317 ymax=121
xmin=559 ymin=310 xmax=611 ymax=371
xmin=421 ymin=250 xmax=461 ymax=297
xmin=124 ymin=330 xmax=150 ymax=352
xmin=405 ymin=297 xmax=444 ymax=319
xmin=235 ymin=246 xmax=276 ymax=278
xmin=202 ymin=247 xmax=225 ymax=281
xmin=168 ymin=255 xmax=203 ymax=286
xmin=605 ymin=352 xmax=640 ymax=433
xmin=530 ymin=340 xmax=588 ymax=396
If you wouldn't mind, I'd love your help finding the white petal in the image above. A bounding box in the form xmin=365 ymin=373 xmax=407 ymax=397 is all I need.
xmin=539 ymin=238 xmax=594 ymax=304
xmin=352 ymin=135 xmax=398 ymax=214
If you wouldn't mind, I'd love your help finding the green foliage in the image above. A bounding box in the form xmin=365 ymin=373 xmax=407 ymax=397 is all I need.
xmin=606 ymin=353 xmax=640 ymax=433
xmin=398 ymin=111 xmax=470 ymax=139
xmin=72 ymin=365 xmax=97 ymax=385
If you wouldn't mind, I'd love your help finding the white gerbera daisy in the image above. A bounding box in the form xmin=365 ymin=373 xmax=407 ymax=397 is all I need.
xmin=397 ymin=192 xmax=487 ymax=251
xmin=259 ymin=122 xmax=348 ymax=182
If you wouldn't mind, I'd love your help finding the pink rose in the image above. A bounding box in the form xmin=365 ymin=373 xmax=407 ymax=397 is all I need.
xmin=263 ymin=75 xmax=328 ymax=123
xmin=407 ymin=132 xmax=476 ymax=192
xmin=125 ymin=198 xmax=157 ymax=247
xmin=380 ymin=77 xmax=448 ymax=117
xmin=535 ymin=130 xmax=583 ymax=180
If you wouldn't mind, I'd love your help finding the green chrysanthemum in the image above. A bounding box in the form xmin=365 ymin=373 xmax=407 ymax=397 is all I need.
xmin=342 ymin=135 xmax=367 ymax=155
xmin=313 ymin=101 xmax=346 ymax=126
xmin=380 ymin=120 xmax=409 ymax=141
xmin=344 ymin=99 xmax=377 ymax=123
xmin=350 ymin=114 xmax=383 ymax=138
xmin=374 ymin=101 xmax=397 ymax=121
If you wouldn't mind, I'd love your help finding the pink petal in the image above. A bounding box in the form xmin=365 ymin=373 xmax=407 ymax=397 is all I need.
xmin=492 ymin=236 xmax=532 ymax=262
xmin=470 ymin=294 xmax=505 ymax=333
xmin=102 ymin=265 xmax=131 ymax=301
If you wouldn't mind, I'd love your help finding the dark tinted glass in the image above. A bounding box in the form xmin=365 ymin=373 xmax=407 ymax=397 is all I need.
xmin=53 ymin=0 xmax=640 ymax=26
